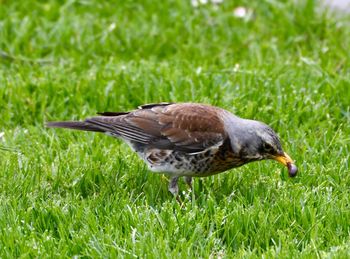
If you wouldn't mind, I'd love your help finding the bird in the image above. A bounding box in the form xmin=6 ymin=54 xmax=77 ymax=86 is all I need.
xmin=47 ymin=102 xmax=298 ymax=197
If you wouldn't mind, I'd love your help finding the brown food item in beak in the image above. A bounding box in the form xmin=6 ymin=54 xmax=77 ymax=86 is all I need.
xmin=273 ymin=152 xmax=298 ymax=177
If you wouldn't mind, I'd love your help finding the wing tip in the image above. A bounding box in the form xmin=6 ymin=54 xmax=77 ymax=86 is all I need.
xmin=138 ymin=102 xmax=173 ymax=110
xmin=96 ymin=111 xmax=129 ymax=116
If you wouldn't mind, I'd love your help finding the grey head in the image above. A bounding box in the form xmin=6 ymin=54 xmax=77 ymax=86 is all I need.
xmin=222 ymin=111 xmax=297 ymax=176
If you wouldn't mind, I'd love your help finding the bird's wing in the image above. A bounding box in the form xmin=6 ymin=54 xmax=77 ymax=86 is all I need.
xmin=86 ymin=103 xmax=227 ymax=152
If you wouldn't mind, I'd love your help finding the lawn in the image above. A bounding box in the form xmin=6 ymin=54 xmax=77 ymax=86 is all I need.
xmin=1 ymin=0 xmax=350 ymax=257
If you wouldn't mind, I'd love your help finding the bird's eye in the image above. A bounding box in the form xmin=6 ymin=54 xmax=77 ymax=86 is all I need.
xmin=263 ymin=143 xmax=274 ymax=152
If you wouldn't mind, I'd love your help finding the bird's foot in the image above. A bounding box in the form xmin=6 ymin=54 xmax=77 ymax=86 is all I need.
xmin=168 ymin=176 xmax=181 ymax=202
xmin=184 ymin=176 xmax=193 ymax=190
xmin=169 ymin=176 xmax=194 ymax=205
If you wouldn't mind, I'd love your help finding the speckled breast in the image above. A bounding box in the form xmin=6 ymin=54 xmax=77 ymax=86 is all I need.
xmin=144 ymin=139 xmax=246 ymax=177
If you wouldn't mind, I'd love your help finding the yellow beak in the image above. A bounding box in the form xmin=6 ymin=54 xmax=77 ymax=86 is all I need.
xmin=272 ymin=152 xmax=298 ymax=177
xmin=273 ymin=152 xmax=294 ymax=166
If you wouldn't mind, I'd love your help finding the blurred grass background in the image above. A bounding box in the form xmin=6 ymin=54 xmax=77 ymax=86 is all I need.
xmin=0 ymin=0 xmax=350 ymax=257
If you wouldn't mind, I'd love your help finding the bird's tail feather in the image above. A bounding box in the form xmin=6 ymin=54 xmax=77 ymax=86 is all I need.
xmin=46 ymin=121 xmax=105 ymax=132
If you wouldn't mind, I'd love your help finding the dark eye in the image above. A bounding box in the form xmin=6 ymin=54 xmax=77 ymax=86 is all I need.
xmin=263 ymin=143 xmax=274 ymax=152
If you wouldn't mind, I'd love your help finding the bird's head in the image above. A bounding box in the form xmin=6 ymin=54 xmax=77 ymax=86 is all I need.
xmin=250 ymin=121 xmax=298 ymax=177
xmin=226 ymin=118 xmax=298 ymax=177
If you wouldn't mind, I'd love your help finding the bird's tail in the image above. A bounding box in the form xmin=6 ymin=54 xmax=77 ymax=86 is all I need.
xmin=46 ymin=121 xmax=105 ymax=133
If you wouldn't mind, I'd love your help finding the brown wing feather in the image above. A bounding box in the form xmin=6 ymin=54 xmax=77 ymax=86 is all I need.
xmin=121 ymin=103 xmax=226 ymax=151
xmin=157 ymin=103 xmax=226 ymax=151
xmin=82 ymin=103 xmax=227 ymax=152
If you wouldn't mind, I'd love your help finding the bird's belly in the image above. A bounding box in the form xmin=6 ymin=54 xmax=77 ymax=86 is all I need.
xmin=140 ymin=148 xmax=243 ymax=177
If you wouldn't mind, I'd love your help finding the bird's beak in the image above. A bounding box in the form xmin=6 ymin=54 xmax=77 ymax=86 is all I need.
xmin=272 ymin=152 xmax=298 ymax=177
xmin=273 ymin=152 xmax=293 ymax=166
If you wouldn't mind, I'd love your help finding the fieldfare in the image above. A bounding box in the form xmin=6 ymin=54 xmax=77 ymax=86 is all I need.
xmin=47 ymin=103 xmax=297 ymax=196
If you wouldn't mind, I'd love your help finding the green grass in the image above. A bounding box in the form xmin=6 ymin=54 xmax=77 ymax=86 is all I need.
xmin=1 ymin=0 xmax=350 ymax=257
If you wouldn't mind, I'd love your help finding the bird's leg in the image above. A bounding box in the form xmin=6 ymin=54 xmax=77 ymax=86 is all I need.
xmin=184 ymin=176 xmax=192 ymax=190
xmin=183 ymin=176 xmax=195 ymax=202
xmin=168 ymin=176 xmax=179 ymax=197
